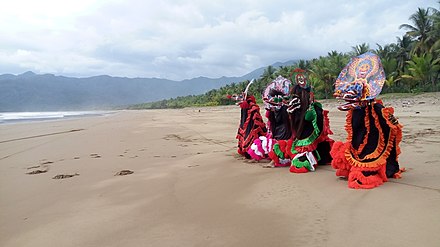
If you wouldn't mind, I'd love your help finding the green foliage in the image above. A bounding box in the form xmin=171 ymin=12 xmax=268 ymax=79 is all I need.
xmin=401 ymin=53 xmax=440 ymax=91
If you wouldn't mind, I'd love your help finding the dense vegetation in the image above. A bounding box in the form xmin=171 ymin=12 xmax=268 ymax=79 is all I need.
xmin=129 ymin=3 xmax=440 ymax=109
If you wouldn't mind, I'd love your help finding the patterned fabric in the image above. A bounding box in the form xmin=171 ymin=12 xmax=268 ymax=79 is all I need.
xmin=334 ymin=52 xmax=386 ymax=110
xmin=332 ymin=53 xmax=404 ymax=189
xmin=262 ymin=75 xmax=291 ymax=110
xmin=247 ymin=136 xmax=275 ymax=161
xmin=266 ymin=68 xmax=334 ymax=173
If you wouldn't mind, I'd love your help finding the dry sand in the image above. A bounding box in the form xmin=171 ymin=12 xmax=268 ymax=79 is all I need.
xmin=1 ymin=92 xmax=440 ymax=247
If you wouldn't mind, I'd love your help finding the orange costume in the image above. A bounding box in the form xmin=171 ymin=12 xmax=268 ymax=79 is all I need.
xmin=331 ymin=52 xmax=404 ymax=189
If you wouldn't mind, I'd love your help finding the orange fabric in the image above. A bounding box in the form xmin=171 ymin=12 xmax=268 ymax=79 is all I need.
xmin=343 ymin=101 xmax=401 ymax=168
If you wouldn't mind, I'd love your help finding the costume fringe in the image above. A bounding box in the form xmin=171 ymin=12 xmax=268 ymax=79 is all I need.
xmin=294 ymin=109 xmax=334 ymax=153
xmin=343 ymin=102 xmax=398 ymax=168
xmin=247 ymin=136 xmax=274 ymax=160
xmin=330 ymin=141 xmax=351 ymax=177
xmin=348 ymin=166 xmax=387 ymax=189
xmin=236 ymin=102 xmax=267 ymax=157
xmin=332 ymin=100 xmax=404 ymax=189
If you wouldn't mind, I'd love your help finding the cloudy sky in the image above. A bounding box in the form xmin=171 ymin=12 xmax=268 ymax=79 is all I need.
xmin=0 ymin=0 xmax=436 ymax=80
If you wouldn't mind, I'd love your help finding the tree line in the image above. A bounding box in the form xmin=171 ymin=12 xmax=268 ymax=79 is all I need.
xmin=129 ymin=3 xmax=440 ymax=110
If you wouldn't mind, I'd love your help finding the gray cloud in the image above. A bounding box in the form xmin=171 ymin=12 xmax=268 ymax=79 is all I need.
xmin=0 ymin=0 xmax=436 ymax=80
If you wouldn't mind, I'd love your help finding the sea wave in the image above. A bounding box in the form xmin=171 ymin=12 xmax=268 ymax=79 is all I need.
xmin=0 ymin=111 xmax=114 ymax=124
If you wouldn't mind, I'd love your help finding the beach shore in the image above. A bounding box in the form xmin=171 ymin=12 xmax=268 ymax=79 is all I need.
xmin=1 ymin=92 xmax=440 ymax=247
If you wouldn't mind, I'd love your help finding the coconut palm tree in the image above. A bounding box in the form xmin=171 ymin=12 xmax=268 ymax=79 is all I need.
xmin=428 ymin=2 xmax=440 ymax=54
xmin=350 ymin=43 xmax=371 ymax=56
xmin=309 ymin=57 xmax=334 ymax=99
xmin=395 ymin=35 xmax=413 ymax=75
xmin=399 ymin=8 xmax=433 ymax=56
xmin=260 ymin=65 xmax=276 ymax=84
xmin=276 ymin=65 xmax=292 ymax=79
xmin=327 ymin=50 xmax=348 ymax=74
xmin=375 ymin=44 xmax=400 ymax=91
xmin=375 ymin=43 xmax=398 ymax=60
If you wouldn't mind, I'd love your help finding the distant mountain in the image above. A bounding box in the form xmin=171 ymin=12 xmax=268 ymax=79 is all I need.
xmin=0 ymin=60 xmax=297 ymax=111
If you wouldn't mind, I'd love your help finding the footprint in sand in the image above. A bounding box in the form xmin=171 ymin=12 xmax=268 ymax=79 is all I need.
xmin=26 ymin=169 xmax=48 ymax=175
xmin=27 ymin=165 xmax=41 ymax=170
xmin=90 ymin=153 xmax=101 ymax=158
xmin=26 ymin=160 xmax=52 ymax=175
xmin=114 ymin=170 xmax=134 ymax=176
xmin=52 ymin=173 xmax=80 ymax=179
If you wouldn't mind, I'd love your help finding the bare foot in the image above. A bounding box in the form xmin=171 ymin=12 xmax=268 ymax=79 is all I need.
xmin=262 ymin=160 xmax=275 ymax=168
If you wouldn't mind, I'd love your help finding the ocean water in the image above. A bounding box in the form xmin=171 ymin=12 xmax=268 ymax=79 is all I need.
xmin=0 ymin=111 xmax=114 ymax=124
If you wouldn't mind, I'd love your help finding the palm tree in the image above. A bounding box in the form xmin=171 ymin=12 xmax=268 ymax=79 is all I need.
xmin=395 ymin=35 xmax=414 ymax=78
xmin=309 ymin=57 xmax=334 ymax=99
xmin=327 ymin=50 xmax=348 ymax=73
xmin=375 ymin=43 xmax=398 ymax=60
xmin=375 ymin=44 xmax=400 ymax=91
xmin=428 ymin=2 xmax=440 ymax=54
xmin=276 ymin=65 xmax=292 ymax=78
xmin=350 ymin=43 xmax=371 ymax=56
xmin=260 ymin=65 xmax=276 ymax=84
xmin=296 ymin=59 xmax=310 ymax=70
xmin=399 ymin=8 xmax=433 ymax=56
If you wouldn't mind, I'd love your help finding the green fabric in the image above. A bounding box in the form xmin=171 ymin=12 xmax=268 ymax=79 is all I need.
xmin=305 ymin=109 xmax=314 ymax=121
xmin=273 ymin=144 xmax=284 ymax=159
xmin=293 ymin=102 xmax=321 ymax=148
xmin=314 ymin=150 xmax=321 ymax=161
xmin=292 ymin=158 xmax=313 ymax=171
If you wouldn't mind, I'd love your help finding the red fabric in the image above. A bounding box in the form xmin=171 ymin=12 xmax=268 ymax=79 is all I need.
xmin=290 ymin=166 xmax=309 ymax=173
xmin=236 ymin=99 xmax=266 ymax=157
xmin=268 ymin=149 xmax=280 ymax=165
xmin=348 ymin=166 xmax=387 ymax=189
xmin=330 ymin=141 xmax=351 ymax=178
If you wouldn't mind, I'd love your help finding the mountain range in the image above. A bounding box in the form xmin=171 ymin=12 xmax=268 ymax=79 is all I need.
xmin=0 ymin=60 xmax=296 ymax=112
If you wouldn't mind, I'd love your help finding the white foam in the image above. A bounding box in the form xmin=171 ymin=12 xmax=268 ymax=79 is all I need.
xmin=0 ymin=111 xmax=114 ymax=124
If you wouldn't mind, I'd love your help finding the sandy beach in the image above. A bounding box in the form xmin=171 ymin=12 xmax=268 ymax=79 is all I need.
xmin=1 ymin=92 xmax=440 ymax=247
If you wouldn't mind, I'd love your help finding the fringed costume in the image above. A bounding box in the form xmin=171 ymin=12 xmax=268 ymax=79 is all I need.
xmin=235 ymin=81 xmax=267 ymax=159
xmin=331 ymin=52 xmax=403 ymax=189
xmin=247 ymin=76 xmax=292 ymax=162
xmin=269 ymin=69 xmax=334 ymax=172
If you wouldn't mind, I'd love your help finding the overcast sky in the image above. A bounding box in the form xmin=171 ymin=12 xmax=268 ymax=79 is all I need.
xmin=0 ymin=0 xmax=437 ymax=80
